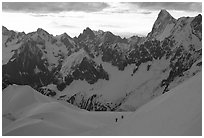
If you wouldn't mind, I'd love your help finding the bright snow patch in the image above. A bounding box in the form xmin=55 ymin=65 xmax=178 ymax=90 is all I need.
xmin=60 ymin=49 xmax=88 ymax=77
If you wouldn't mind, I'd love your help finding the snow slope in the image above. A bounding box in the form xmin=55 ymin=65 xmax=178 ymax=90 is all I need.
xmin=2 ymin=85 xmax=131 ymax=136
xmin=84 ymin=72 xmax=202 ymax=136
xmin=60 ymin=49 xmax=88 ymax=77
xmin=58 ymin=55 xmax=172 ymax=110
xmin=2 ymin=72 xmax=201 ymax=136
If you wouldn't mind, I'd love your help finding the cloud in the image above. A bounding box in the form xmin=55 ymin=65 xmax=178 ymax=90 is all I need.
xmin=128 ymin=2 xmax=202 ymax=12
xmin=30 ymin=14 xmax=84 ymax=18
xmin=99 ymin=24 xmax=121 ymax=28
xmin=30 ymin=14 xmax=49 ymax=17
xmin=138 ymin=11 xmax=152 ymax=14
xmin=2 ymin=2 xmax=110 ymax=13
xmin=109 ymin=9 xmax=130 ymax=14
xmin=57 ymin=24 xmax=78 ymax=28
xmin=65 ymin=15 xmax=84 ymax=18
xmin=50 ymin=21 xmax=78 ymax=28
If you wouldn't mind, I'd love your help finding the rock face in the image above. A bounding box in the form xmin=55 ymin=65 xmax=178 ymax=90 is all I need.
xmin=2 ymin=27 xmax=74 ymax=89
xmin=3 ymin=39 xmax=51 ymax=89
xmin=2 ymin=10 xmax=202 ymax=111
xmin=147 ymin=9 xmax=177 ymax=40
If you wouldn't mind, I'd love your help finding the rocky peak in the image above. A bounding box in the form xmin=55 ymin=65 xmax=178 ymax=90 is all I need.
xmin=147 ymin=9 xmax=176 ymax=40
xmin=2 ymin=26 xmax=8 ymax=33
xmin=36 ymin=28 xmax=49 ymax=36
xmin=59 ymin=32 xmax=73 ymax=40
xmin=35 ymin=28 xmax=52 ymax=42
xmin=102 ymin=31 xmax=116 ymax=42
xmin=78 ymin=27 xmax=95 ymax=41
xmin=104 ymin=31 xmax=114 ymax=37
xmin=158 ymin=9 xmax=173 ymax=20
xmin=83 ymin=27 xmax=95 ymax=37
xmin=93 ymin=29 xmax=104 ymax=36
xmin=2 ymin=26 xmax=16 ymax=36
xmin=191 ymin=14 xmax=202 ymax=26
xmin=128 ymin=35 xmax=145 ymax=45
xmin=84 ymin=27 xmax=93 ymax=33
xmin=61 ymin=32 xmax=69 ymax=38
xmin=154 ymin=9 xmax=176 ymax=28
xmin=191 ymin=14 xmax=202 ymax=41
xmin=102 ymin=31 xmax=127 ymax=44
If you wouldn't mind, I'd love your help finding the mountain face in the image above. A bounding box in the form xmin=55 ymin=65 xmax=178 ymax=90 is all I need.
xmin=147 ymin=9 xmax=177 ymax=40
xmin=2 ymin=27 xmax=75 ymax=89
xmin=2 ymin=10 xmax=202 ymax=111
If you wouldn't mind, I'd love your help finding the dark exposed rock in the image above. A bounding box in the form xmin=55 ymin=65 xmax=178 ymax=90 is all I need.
xmin=191 ymin=14 xmax=202 ymax=40
xmin=66 ymin=93 xmax=111 ymax=111
xmin=2 ymin=39 xmax=53 ymax=89
xmin=56 ymin=57 xmax=109 ymax=91
xmin=37 ymin=87 xmax=56 ymax=97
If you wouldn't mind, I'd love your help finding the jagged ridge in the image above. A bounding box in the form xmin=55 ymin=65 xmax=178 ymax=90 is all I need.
xmin=2 ymin=10 xmax=202 ymax=111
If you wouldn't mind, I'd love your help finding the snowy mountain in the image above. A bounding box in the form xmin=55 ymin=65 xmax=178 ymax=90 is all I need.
xmin=2 ymin=72 xmax=201 ymax=135
xmin=147 ymin=9 xmax=177 ymax=40
xmin=2 ymin=26 xmax=77 ymax=89
xmin=2 ymin=10 xmax=202 ymax=111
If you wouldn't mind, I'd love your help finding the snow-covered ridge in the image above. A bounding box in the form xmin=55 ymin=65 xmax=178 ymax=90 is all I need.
xmin=2 ymin=73 xmax=201 ymax=135
xmin=60 ymin=49 xmax=89 ymax=77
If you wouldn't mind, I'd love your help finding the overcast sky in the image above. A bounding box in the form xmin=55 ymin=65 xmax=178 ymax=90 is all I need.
xmin=2 ymin=2 xmax=202 ymax=38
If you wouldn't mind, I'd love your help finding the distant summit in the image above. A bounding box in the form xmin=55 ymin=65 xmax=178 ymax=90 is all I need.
xmin=36 ymin=28 xmax=50 ymax=35
xmin=158 ymin=9 xmax=174 ymax=19
xmin=147 ymin=9 xmax=176 ymax=40
xmin=78 ymin=27 xmax=96 ymax=41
